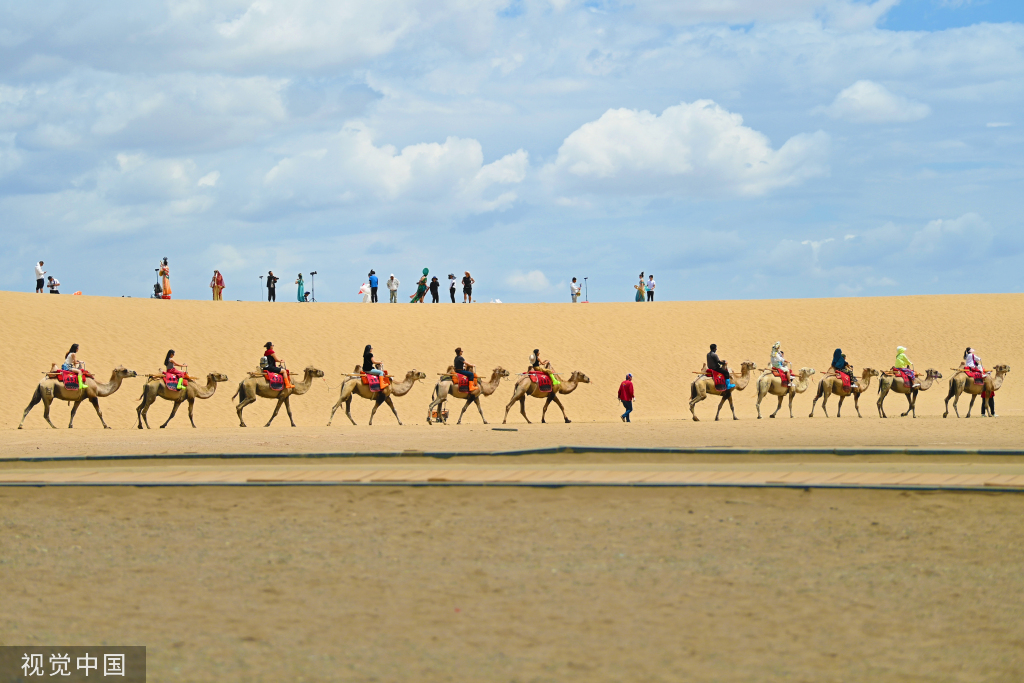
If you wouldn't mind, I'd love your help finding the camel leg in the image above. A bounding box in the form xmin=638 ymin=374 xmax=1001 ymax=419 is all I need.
xmin=236 ymin=395 xmax=257 ymax=427
xmin=68 ymin=399 xmax=84 ymax=428
xmin=787 ymin=392 xmax=794 ymax=418
xmin=382 ymin=395 xmax=402 ymax=425
xmin=770 ymin=394 xmax=784 ymax=419
xmin=161 ymin=400 xmax=183 ymax=428
xmin=852 ymin=392 xmax=862 ymax=418
xmin=327 ymin=397 xmax=344 ymax=427
xmin=877 ymin=383 xmax=888 ymax=418
xmin=426 ymin=391 xmax=444 ymax=425
xmin=19 ymin=387 xmax=50 ymax=429
xmin=518 ymin=395 xmax=530 ymax=424
xmin=368 ymin=396 xmax=385 ymax=425
xmin=943 ymin=384 xmax=957 ymax=418
xmin=548 ymin=394 xmax=570 ymax=423
xmin=965 ymin=394 xmax=976 ymax=418
xmin=820 ymin=389 xmax=831 ymax=418
xmin=726 ymin=393 xmax=738 ymax=421
xmin=188 ymin=398 xmax=197 ymax=427
xmin=809 ymin=383 xmax=824 ymax=418
xmin=836 ymin=394 xmax=845 ymax=418
xmin=504 ymin=387 xmax=529 ymax=424
xmin=284 ymin=396 xmax=296 ymax=427
xmin=344 ymin=397 xmax=357 ymax=426
xmin=756 ymin=389 xmax=764 ymax=419
xmin=689 ymin=384 xmax=706 ymax=422
xmin=902 ymin=391 xmax=915 ymax=418
xmin=88 ymin=396 xmax=111 ymax=429
xmin=456 ymin=397 xmax=473 ymax=425
xmin=265 ymin=397 xmax=285 ymax=427
xmin=472 ymin=396 xmax=487 ymax=424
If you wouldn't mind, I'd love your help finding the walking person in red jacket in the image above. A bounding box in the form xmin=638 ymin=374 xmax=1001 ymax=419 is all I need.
xmin=618 ymin=373 xmax=635 ymax=422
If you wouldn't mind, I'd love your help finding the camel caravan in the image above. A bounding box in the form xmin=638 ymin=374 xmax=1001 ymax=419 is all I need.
xmin=17 ymin=341 xmax=1010 ymax=429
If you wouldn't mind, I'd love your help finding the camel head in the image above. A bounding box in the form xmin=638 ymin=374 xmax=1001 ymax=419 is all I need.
xmin=798 ymin=367 xmax=816 ymax=379
xmin=114 ymin=366 xmax=138 ymax=379
xmin=863 ymin=368 xmax=880 ymax=379
xmin=739 ymin=361 xmax=757 ymax=373
xmin=993 ymin=364 xmax=1011 ymax=375
xmin=209 ymin=372 xmax=230 ymax=383
xmin=304 ymin=366 xmax=326 ymax=379
xmin=924 ymin=368 xmax=942 ymax=380
xmin=406 ymin=370 xmax=427 ymax=382
xmin=572 ymin=371 xmax=591 ymax=384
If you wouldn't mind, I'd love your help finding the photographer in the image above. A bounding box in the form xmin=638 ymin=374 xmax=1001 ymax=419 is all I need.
xmin=266 ymin=271 xmax=278 ymax=302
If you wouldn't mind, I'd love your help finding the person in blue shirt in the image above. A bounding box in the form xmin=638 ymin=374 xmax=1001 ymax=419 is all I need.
xmin=368 ymin=270 xmax=379 ymax=303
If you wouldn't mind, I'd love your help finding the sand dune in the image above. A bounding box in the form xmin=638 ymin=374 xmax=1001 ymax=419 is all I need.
xmin=3 ymin=290 xmax=1019 ymax=430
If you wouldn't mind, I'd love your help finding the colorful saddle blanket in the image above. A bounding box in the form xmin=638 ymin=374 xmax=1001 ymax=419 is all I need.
xmin=164 ymin=371 xmax=187 ymax=390
xmin=965 ymin=369 xmax=984 ymax=384
xmin=57 ymin=370 xmax=89 ymax=390
xmin=771 ymin=368 xmax=791 ymax=386
xmin=836 ymin=371 xmax=851 ymax=391
xmin=453 ymin=372 xmax=478 ymax=393
xmin=264 ymin=371 xmax=285 ymax=391
xmin=705 ymin=369 xmax=727 ymax=391
xmin=528 ymin=371 xmax=553 ymax=393
xmin=892 ymin=367 xmax=914 ymax=386
xmin=361 ymin=372 xmax=390 ymax=392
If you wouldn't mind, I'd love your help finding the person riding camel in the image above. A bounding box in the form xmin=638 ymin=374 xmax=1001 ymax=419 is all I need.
xmin=163 ymin=349 xmax=188 ymax=389
xmin=362 ymin=345 xmax=384 ymax=377
xmin=263 ymin=342 xmax=293 ymax=389
xmin=530 ymin=348 xmax=559 ymax=386
xmin=831 ymin=348 xmax=857 ymax=389
xmin=707 ymin=344 xmax=734 ymax=390
xmin=963 ymin=347 xmax=985 ymax=379
xmin=453 ymin=347 xmax=475 ymax=382
xmin=770 ymin=342 xmax=793 ymax=387
xmin=50 ymin=343 xmax=86 ymax=388
xmin=894 ymin=346 xmax=920 ymax=389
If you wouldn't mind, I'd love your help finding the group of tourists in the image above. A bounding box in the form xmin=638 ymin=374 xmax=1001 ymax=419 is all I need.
xmin=405 ymin=269 xmax=476 ymax=303
xmin=634 ymin=272 xmax=655 ymax=302
xmin=34 ymin=261 xmax=61 ymax=294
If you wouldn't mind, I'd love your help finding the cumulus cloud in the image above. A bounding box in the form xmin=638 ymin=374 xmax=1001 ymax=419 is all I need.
xmin=262 ymin=123 xmax=528 ymax=216
xmin=543 ymin=100 xmax=829 ymax=197
xmin=908 ymin=213 xmax=991 ymax=255
xmin=505 ymin=269 xmax=551 ymax=292
xmin=818 ymin=80 xmax=931 ymax=124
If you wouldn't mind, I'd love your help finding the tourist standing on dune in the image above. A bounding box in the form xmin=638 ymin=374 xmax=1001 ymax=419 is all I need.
xmin=448 ymin=274 xmax=457 ymax=303
xmin=369 ymin=270 xmax=379 ymax=303
xmin=462 ymin=271 xmax=475 ymax=303
xmin=635 ymin=272 xmax=646 ymax=302
xmin=267 ymin=271 xmax=278 ymax=301
xmin=387 ymin=274 xmax=400 ymax=303
xmin=47 ymin=275 xmax=60 ymax=294
xmin=159 ymin=258 xmax=172 ymax=298
xmin=647 ymin=275 xmax=655 ymax=301
xmin=618 ymin=373 xmax=635 ymax=422
xmin=35 ymin=261 xmax=46 ymax=293
xmin=429 ymin=276 xmax=440 ymax=303
xmin=296 ymin=273 xmax=305 ymax=302
xmin=571 ymin=277 xmax=580 ymax=303
xmin=210 ymin=270 xmax=224 ymax=301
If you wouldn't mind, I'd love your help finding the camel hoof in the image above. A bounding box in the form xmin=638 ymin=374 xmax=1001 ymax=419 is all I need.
xmin=692 ymin=417 xmax=699 ymax=422
xmin=758 ymin=416 xmax=762 ymax=420
xmin=564 ymin=419 xmax=571 ymax=424
xmin=159 ymin=425 xmax=166 ymax=429
xmin=17 ymin=425 xmax=22 ymax=430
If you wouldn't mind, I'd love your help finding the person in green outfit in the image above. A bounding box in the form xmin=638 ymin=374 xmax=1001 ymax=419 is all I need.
xmin=410 ymin=268 xmax=429 ymax=303
xmin=894 ymin=345 xmax=919 ymax=388
xmin=295 ymin=273 xmax=305 ymax=302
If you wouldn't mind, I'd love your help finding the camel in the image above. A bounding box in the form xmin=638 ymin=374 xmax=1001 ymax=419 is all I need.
xmin=755 ymin=367 xmax=816 ymax=419
xmin=327 ymin=368 xmax=427 ymax=426
xmin=808 ymin=368 xmax=879 ymax=418
xmin=426 ymin=366 xmax=510 ymax=425
xmin=233 ymin=366 xmax=324 ymax=427
xmin=135 ymin=372 xmax=230 ymax=429
xmin=943 ymin=364 xmax=1011 ymax=418
xmin=502 ymin=369 xmax=590 ymax=424
xmin=689 ymin=361 xmax=757 ymax=422
xmin=19 ymin=366 xmax=138 ymax=429
xmin=876 ymin=368 xmax=942 ymax=419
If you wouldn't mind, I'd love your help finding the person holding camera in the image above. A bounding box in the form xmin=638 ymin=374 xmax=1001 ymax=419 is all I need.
xmin=266 ymin=271 xmax=278 ymax=302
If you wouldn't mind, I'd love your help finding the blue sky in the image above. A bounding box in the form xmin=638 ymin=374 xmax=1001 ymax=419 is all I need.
xmin=1 ymin=0 xmax=1022 ymax=303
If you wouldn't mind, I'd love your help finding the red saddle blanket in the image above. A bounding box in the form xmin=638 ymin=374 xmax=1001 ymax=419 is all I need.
xmin=836 ymin=371 xmax=851 ymax=390
xmin=453 ymin=373 xmax=478 ymax=393
xmin=965 ymin=369 xmax=984 ymax=383
xmin=361 ymin=372 xmax=390 ymax=392
xmin=528 ymin=371 xmax=553 ymax=392
xmin=57 ymin=370 xmax=90 ymax=388
xmin=892 ymin=367 xmax=914 ymax=386
xmin=164 ymin=371 xmax=187 ymax=389
xmin=705 ymin=369 xmax=727 ymax=390
xmin=263 ymin=371 xmax=285 ymax=389
xmin=771 ymin=368 xmax=791 ymax=385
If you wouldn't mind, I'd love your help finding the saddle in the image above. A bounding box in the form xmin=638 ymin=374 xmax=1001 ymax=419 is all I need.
xmin=360 ymin=371 xmax=391 ymax=392
xmin=771 ymin=368 xmax=791 ymax=386
xmin=965 ymin=369 xmax=984 ymax=384
xmin=452 ymin=372 xmax=478 ymax=393
xmin=892 ymin=367 xmax=913 ymax=386
xmin=56 ymin=370 xmax=91 ymax=390
xmin=528 ymin=370 xmax=553 ymax=393
xmin=164 ymin=371 xmax=188 ymax=390
xmin=263 ymin=371 xmax=285 ymax=391
xmin=836 ymin=370 xmax=851 ymax=391
xmin=705 ymin=368 xmax=728 ymax=391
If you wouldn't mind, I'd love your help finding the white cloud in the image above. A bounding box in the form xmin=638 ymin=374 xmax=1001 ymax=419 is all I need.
xmin=908 ymin=213 xmax=991 ymax=254
xmin=819 ymin=80 xmax=931 ymax=124
xmin=543 ymin=100 xmax=829 ymax=197
xmin=505 ymin=269 xmax=551 ymax=292
xmin=197 ymin=171 xmax=220 ymax=187
xmin=263 ymin=123 xmax=528 ymax=215
xmin=987 ymin=122 xmax=1011 ymax=128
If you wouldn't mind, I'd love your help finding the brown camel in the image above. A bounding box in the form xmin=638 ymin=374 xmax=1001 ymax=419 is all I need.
xmin=876 ymin=368 xmax=942 ymax=418
xmin=426 ymin=366 xmax=510 ymax=425
xmin=19 ymin=366 xmax=138 ymax=429
xmin=233 ymin=366 xmax=324 ymax=427
xmin=809 ymin=367 xmax=879 ymax=418
xmin=943 ymin=364 xmax=1010 ymax=418
xmin=755 ymin=366 xmax=816 ymax=419
xmin=502 ymin=369 xmax=590 ymax=424
xmin=327 ymin=368 xmax=427 ymax=426
xmin=136 ymin=372 xmax=230 ymax=429
xmin=689 ymin=361 xmax=757 ymax=422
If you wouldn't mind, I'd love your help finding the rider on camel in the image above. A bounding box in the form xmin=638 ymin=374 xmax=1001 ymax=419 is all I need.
xmin=894 ymin=346 xmax=920 ymax=388
xmin=363 ymin=345 xmax=384 ymax=377
xmin=51 ymin=343 xmax=86 ymax=388
xmin=831 ymin=348 xmax=857 ymax=388
xmin=707 ymin=344 xmax=735 ymax=390
xmin=163 ymin=349 xmax=188 ymax=389
xmin=770 ymin=342 xmax=793 ymax=386
xmin=530 ymin=349 xmax=559 ymax=387
xmin=962 ymin=347 xmax=995 ymax=416
xmin=453 ymin=347 xmax=475 ymax=382
xmin=263 ymin=342 xmax=293 ymax=389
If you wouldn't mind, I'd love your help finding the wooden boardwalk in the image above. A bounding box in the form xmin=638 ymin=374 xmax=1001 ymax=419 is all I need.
xmin=3 ymin=463 xmax=1024 ymax=491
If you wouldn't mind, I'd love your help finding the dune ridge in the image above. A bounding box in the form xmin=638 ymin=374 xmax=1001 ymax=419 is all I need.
xmin=3 ymin=291 xmax=1020 ymax=430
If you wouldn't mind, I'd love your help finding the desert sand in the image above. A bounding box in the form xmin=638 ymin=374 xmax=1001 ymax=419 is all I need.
xmin=3 ymin=290 xmax=1020 ymax=432
xmin=4 ymin=291 xmax=1023 ymax=681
